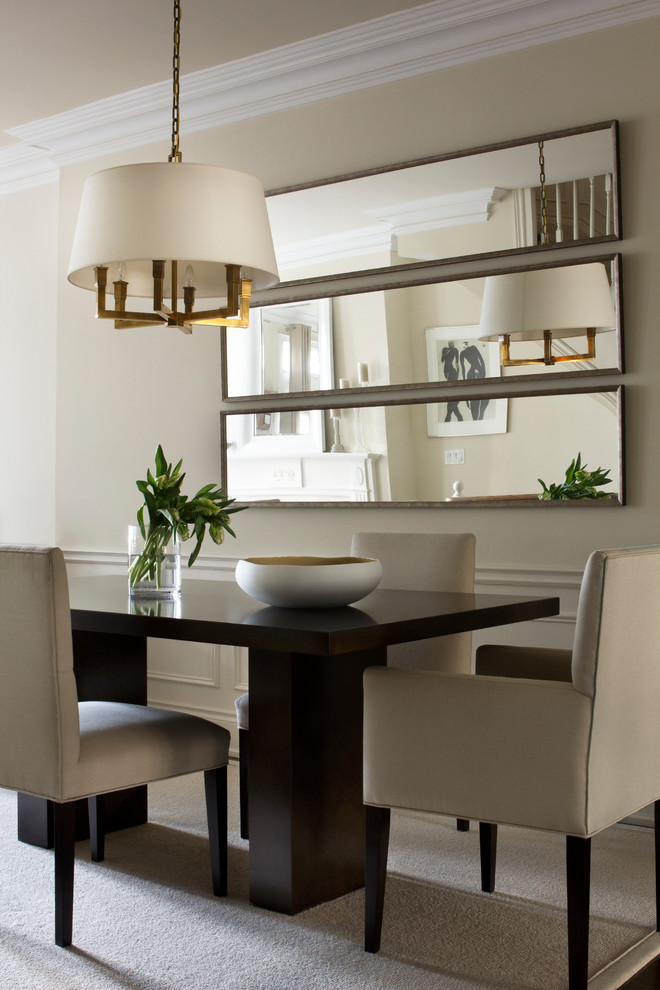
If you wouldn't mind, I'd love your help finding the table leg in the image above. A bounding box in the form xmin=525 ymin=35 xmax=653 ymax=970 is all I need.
xmin=248 ymin=645 xmax=386 ymax=914
xmin=18 ymin=630 xmax=149 ymax=847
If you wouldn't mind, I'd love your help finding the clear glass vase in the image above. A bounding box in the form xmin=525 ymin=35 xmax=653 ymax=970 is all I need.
xmin=127 ymin=524 xmax=181 ymax=598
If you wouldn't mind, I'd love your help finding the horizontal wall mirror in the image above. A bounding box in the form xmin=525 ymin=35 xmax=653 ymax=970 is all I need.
xmin=222 ymin=386 xmax=623 ymax=507
xmin=265 ymin=121 xmax=619 ymax=284
xmin=224 ymin=255 xmax=622 ymax=400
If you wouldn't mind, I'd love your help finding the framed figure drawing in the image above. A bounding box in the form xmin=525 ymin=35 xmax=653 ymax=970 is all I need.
xmin=425 ymin=326 xmax=507 ymax=437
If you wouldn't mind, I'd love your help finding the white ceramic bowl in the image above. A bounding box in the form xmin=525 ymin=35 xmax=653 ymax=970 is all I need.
xmin=235 ymin=555 xmax=382 ymax=608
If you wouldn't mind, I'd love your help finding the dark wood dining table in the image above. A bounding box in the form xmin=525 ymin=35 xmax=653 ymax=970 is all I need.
xmin=18 ymin=575 xmax=559 ymax=914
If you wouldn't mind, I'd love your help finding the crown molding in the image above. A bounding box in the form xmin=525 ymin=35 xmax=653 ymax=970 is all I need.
xmin=0 ymin=144 xmax=59 ymax=195
xmin=1 ymin=0 xmax=658 ymax=193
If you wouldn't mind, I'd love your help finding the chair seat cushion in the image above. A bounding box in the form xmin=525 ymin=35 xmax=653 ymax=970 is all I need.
xmin=60 ymin=702 xmax=230 ymax=802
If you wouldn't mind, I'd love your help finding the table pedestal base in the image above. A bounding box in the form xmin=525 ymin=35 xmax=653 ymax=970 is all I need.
xmin=248 ymin=645 xmax=386 ymax=914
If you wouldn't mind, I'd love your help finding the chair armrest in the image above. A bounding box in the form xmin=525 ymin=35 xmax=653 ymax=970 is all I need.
xmin=363 ymin=666 xmax=592 ymax=835
xmin=475 ymin=644 xmax=572 ymax=682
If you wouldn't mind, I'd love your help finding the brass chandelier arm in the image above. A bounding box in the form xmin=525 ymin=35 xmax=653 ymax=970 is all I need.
xmin=94 ymin=265 xmax=252 ymax=330
xmin=189 ymin=280 xmax=252 ymax=327
xmin=499 ymin=328 xmax=597 ymax=367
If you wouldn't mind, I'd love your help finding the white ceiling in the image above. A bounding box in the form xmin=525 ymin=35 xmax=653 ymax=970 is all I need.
xmin=0 ymin=0 xmax=429 ymax=145
xmin=1 ymin=0 xmax=658 ymax=192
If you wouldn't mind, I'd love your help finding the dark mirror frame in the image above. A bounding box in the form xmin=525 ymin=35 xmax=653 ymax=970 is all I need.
xmin=222 ymin=253 xmax=623 ymax=402
xmin=264 ymin=119 xmax=620 ymax=291
xmin=220 ymin=120 xmax=624 ymax=510
xmin=221 ymin=384 xmax=624 ymax=508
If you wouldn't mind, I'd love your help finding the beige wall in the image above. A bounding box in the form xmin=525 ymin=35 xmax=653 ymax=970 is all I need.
xmin=0 ymin=182 xmax=58 ymax=543
xmin=2 ymin=18 xmax=659 ymax=572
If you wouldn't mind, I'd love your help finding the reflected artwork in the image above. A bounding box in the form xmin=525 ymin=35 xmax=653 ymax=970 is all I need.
xmin=425 ymin=326 xmax=507 ymax=436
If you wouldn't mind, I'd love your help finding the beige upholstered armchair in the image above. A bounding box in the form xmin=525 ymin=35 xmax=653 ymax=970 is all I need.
xmin=363 ymin=545 xmax=660 ymax=990
xmin=0 ymin=546 xmax=230 ymax=947
xmin=234 ymin=531 xmax=476 ymax=839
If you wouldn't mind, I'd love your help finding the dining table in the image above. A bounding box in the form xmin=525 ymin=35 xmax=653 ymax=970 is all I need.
xmin=17 ymin=574 xmax=559 ymax=915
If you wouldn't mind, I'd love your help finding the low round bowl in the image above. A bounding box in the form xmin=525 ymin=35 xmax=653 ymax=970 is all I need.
xmin=235 ymin=555 xmax=382 ymax=608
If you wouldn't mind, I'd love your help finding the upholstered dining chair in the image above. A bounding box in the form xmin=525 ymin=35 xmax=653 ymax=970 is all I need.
xmin=0 ymin=545 xmax=230 ymax=948
xmin=234 ymin=531 xmax=476 ymax=839
xmin=363 ymin=545 xmax=660 ymax=990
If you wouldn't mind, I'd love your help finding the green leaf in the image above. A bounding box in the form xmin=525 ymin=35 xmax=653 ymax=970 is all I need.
xmin=188 ymin=536 xmax=203 ymax=567
xmin=155 ymin=445 xmax=167 ymax=476
xmin=134 ymin=446 xmax=247 ymax=568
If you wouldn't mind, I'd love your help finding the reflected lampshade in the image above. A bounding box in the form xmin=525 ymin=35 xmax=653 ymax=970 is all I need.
xmin=479 ymin=262 xmax=616 ymax=343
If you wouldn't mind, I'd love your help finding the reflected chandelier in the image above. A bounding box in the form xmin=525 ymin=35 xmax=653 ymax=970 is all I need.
xmin=479 ymin=142 xmax=615 ymax=367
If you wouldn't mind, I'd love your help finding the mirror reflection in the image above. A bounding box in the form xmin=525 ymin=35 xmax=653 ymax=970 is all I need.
xmin=225 ymin=256 xmax=621 ymax=400
xmin=223 ymin=388 xmax=622 ymax=506
xmin=266 ymin=122 xmax=619 ymax=282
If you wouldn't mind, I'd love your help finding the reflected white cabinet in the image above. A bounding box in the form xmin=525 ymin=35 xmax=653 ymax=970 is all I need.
xmin=227 ymin=450 xmax=379 ymax=501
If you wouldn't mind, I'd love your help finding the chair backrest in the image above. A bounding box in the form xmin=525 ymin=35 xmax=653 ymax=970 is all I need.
xmin=0 ymin=546 xmax=79 ymax=799
xmin=572 ymin=546 xmax=660 ymax=830
xmin=351 ymin=532 xmax=476 ymax=673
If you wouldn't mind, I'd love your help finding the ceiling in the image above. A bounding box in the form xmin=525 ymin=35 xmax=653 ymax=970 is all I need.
xmin=2 ymin=0 xmax=658 ymax=178
xmin=0 ymin=0 xmax=427 ymax=146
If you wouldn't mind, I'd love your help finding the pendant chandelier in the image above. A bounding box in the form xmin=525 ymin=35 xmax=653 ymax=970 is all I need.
xmin=67 ymin=0 xmax=279 ymax=333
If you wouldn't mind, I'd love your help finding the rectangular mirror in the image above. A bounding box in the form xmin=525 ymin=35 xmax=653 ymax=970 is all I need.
xmin=222 ymin=386 xmax=623 ymax=506
xmin=224 ymin=255 xmax=622 ymax=399
xmin=266 ymin=121 xmax=619 ymax=284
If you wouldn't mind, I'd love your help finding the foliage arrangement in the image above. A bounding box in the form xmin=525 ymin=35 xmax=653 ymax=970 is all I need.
xmin=128 ymin=444 xmax=245 ymax=589
xmin=538 ymin=452 xmax=612 ymax=501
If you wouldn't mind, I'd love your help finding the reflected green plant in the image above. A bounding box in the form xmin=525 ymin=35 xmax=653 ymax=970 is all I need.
xmin=538 ymin=452 xmax=612 ymax=500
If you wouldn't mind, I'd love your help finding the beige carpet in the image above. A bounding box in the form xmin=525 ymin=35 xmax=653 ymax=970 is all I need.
xmin=0 ymin=764 xmax=657 ymax=990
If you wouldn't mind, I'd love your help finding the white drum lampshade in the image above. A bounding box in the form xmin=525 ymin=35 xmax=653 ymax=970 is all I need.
xmin=67 ymin=161 xmax=279 ymax=300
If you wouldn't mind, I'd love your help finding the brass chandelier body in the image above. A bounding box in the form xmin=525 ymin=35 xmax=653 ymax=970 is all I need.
xmin=94 ymin=261 xmax=251 ymax=333
xmin=498 ymin=327 xmax=597 ymax=368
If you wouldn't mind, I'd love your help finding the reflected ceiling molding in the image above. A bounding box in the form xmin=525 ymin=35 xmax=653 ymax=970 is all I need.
xmin=365 ymin=187 xmax=508 ymax=234
xmin=274 ymin=187 xmax=509 ymax=273
xmin=1 ymin=0 xmax=657 ymax=192
xmin=275 ymin=226 xmax=395 ymax=273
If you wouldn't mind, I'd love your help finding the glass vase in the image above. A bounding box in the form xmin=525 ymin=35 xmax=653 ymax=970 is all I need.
xmin=127 ymin=524 xmax=181 ymax=598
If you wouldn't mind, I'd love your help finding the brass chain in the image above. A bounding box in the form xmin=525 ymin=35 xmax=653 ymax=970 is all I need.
xmin=168 ymin=0 xmax=182 ymax=162
xmin=538 ymin=140 xmax=548 ymax=246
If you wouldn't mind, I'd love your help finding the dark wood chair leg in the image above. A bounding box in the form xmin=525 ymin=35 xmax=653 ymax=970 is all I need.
xmin=87 ymin=795 xmax=105 ymax=863
xmin=457 ymin=818 xmax=470 ymax=832
xmin=365 ymin=805 xmax=391 ymax=953
xmin=238 ymin=727 xmax=249 ymax=840
xmin=479 ymin=822 xmax=498 ymax=893
xmin=566 ymin=835 xmax=591 ymax=990
xmin=204 ymin=766 xmax=228 ymax=897
xmin=54 ymin=801 xmax=76 ymax=947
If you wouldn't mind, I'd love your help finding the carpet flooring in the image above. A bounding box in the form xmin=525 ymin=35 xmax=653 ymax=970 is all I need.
xmin=0 ymin=764 xmax=657 ymax=990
